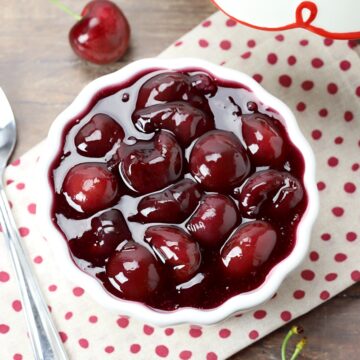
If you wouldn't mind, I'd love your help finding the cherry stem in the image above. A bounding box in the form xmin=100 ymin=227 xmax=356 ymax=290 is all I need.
xmin=281 ymin=326 xmax=305 ymax=360
xmin=289 ymin=338 xmax=307 ymax=360
xmin=49 ymin=0 xmax=82 ymax=21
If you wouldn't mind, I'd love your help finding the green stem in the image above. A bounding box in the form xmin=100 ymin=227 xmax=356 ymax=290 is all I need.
xmin=49 ymin=0 xmax=82 ymax=21
xmin=281 ymin=330 xmax=294 ymax=360
xmin=289 ymin=338 xmax=307 ymax=360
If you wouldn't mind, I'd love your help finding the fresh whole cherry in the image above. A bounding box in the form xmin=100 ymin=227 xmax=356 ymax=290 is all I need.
xmin=118 ymin=131 xmax=183 ymax=194
xmin=144 ymin=225 xmax=201 ymax=283
xmin=186 ymin=194 xmax=240 ymax=248
xmin=69 ymin=209 xmax=131 ymax=265
xmin=105 ymin=241 xmax=161 ymax=301
xmin=75 ymin=113 xmax=124 ymax=157
xmin=189 ymin=130 xmax=251 ymax=192
xmin=234 ymin=169 xmax=304 ymax=219
xmin=221 ymin=221 xmax=277 ymax=278
xmin=242 ymin=111 xmax=285 ymax=167
xmin=69 ymin=0 xmax=130 ymax=64
xmin=128 ymin=179 xmax=202 ymax=224
xmin=62 ymin=162 xmax=120 ymax=214
xmin=132 ymin=101 xmax=215 ymax=147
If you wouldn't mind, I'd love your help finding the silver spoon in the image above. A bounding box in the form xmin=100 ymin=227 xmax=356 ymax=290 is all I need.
xmin=0 ymin=88 xmax=68 ymax=360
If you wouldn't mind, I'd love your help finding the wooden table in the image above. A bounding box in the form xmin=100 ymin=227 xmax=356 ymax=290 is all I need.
xmin=1 ymin=1 xmax=358 ymax=358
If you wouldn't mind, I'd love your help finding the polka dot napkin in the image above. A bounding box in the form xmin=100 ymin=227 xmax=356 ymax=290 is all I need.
xmin=1 ymin=11 xmax=359 ymax=360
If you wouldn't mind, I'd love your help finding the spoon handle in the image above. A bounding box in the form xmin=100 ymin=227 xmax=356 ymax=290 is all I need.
xmin=0 ymin=184 xmax=68 ymax=360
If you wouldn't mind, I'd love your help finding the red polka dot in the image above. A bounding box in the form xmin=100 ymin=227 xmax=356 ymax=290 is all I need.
xmin=318 ymin=108 xmax=328 ymax=117
xmin=247 ymin=39 xmax=256 ymax=48
xmin=311 ymin=130 xmax=322 ymax=140
xmin=279 ymin=75 xmax=292 ymax=87
xmin=198 ymin=39 xmax=209 ymax=48
xmin=16 ymin=183 xmax=25 ymax=190
xmin=346 ymin=232 xmax=357 ymax=241
xmin=351 ymin=270 xmax=360 ymax=282
xmin=328 ymin=157 xmax=339 ymax=167
xmin=348 ymin=39 xmax=358 ymax=48
xmin=320 ymin=291 xmax=330 ymax=300
xmin=309 ymin=251 xmax=319 ymax=261
xmin=253 ymin=310 xmax=267 ymax=319
xmin=89 ymin=315 xmax=98 ymax=323
xmin=325 ymin=273 xmax=338 ymax=281
xmin=344 ymin=182 xmax=356 ymax=193
xmin=189 ymin=326 xmax=202 ymax=338
xmin=220 ymin=40 xmax=231 ymax=50
xmin=219 ymin=328 xmax=231 ymax=338
xmin=12 ymin=300 xmax=22 ymax=312
xmin=155 ymin=345 xmax=169 ymax=358
xmin=339 ymin=60 xmax=351 ymax=71
xmin=344 ymin=111 xmax=353 ymax=122
xmin=73 ymin=287 xmax=84 ymax=296
xmin=275 ymin=34 xmax=284 ymax=41
xmin=13 ymin=354 xmax=22 ymax=360
xmin=301 ymin=269 xmax=315 ymax=281
xmin=334 ymin=136 xmax=343 ymax=144
xmin=59 ymin=331 xmax=67 ymax=343
xmin=332 ymin=207 xmax=344 ymax=217
xmin=11 ymin=159 xmax=20 ymax=166
xmin=324 ymin=38 xmax=333 ymax=46
xmin=206 ymin=352 xmax=218 ymax=360
xmin=164 ymin=328 xmax=174 ymax=336
xmin=252 ymin=73 xmax=262 ymax=83
xmin=317 ymin=181 xmax=326 ymax=191
xmin=130 ymin=344 xmax=141 ymax=353
xmin=300 ymin=39 xmax=309 ymax=46
xmin=301 ymin=80 xmax=314 ymax=91
xmin=267 ymin=53 xmax=278 ymax=65
xmin=6 ymin=179 xmax=14 ymax=186
xmin=0 ymin=324 xmax=10 ymax=334
xmin=352 ymin=163 xmax=359 ymax=171
xmin=287 ymin=55 xmax=297 ymax=65
xmin=117 ymin=317 xmax=129 ymax=328
xmin=27 ymin=203 xmax=36 ymax=214
xmin=311 ymin=58 xmax=324 ymax=68
xmin=280 ymin=311 xmax=292 ymax=321
xmin=0 ymin=271 xmax=10 ymax=282
xmin=356 ymin=86 xmax=360 ymax=97
xmin=19 ymin=227 xmax=29 ymax=237
xmin=248 ymin=330 xmax=259 ymax=340
xmin=226 ymin=19 xmax=237 ymax=27
xmin=296 ymin=102 xmax=306 ymax=112
xmin=33 ymin=256 xmax=43 ymax=264
xmin=143 ymin=324 xmax=154 ymax=335
xmin=79 ymin=338 xmax=89 ymax=349
xmin=321 ymin=233 xmax=331 ymax=241
xmin=293 ymin=290 xmax=305 ymax=299
xmin=241 ymin=51 xmax=252 ymax=59
xmin=48 ymin=284 xmax=57 ymax=292
xmin=327 ymin=83 xmax=338 ymax=94
xmin=202 ymin=20 xmax=211 ymax=27
xmin=179 ymin=350 xmax=192 ymax=359
xmin=174 ymin=41 xmax=182 ymax=47
xmin=334 ymin=253 xmax=347 ymax=262
xmin=65 ymin=311 xmax=73 ymax=320
xmin=105 ymin=346 xmax=114 ymax=353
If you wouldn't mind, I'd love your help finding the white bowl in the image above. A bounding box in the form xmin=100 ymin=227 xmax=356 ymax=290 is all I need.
xmin=37 ymin=58 xmax=319 ymax=326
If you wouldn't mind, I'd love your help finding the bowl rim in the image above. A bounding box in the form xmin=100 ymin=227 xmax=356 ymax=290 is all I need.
xmin=37 ymin=57 xmax=319 ymax=326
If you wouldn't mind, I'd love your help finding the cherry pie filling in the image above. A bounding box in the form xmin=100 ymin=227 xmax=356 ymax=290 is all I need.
xmin=50 ymin=68 xmax=308 ymax=310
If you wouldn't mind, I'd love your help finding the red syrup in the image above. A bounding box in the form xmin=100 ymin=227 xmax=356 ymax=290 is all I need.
xmin=49 ymin=68 xmax=307 ymax=310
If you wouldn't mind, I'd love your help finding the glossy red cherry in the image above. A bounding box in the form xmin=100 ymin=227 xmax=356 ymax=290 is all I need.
xmin=69 ymin=0 xmax=130 ymax=64
xmin=136 ymin=72 xmax=192 ymax=108
xmin=186 ymin=194 xmax=239 ymax=248
xmin=62 ymin=163 xmax=119 ymax=214
xmin=242 ymin=112 xmax=285 ymax=167
xmin=221 ymin=221 xmax=277 ymax=278
xmin=234 ymin=169 xmax=304 ymax=219
xmin=69 ymin=209 xmax=131 ymax=265
xmin=132 ymin=102 xmax=215 ymax=147
xmin=189 ymin=130 xmax=251 ymax=192
xmin=118 ymin=131 xmax=183 ymax=194
xmin=145 ymin=226 xmax=201 ymax=283
xmin=190 ymin=73 xmax=217 ymax=96
xmin=75 ymin=113 xmax=124 ymax=157
xmin=106 ymin=241 xmax=161 ymax=301
xmin=128 ymin=179 xmax=202 ymax=224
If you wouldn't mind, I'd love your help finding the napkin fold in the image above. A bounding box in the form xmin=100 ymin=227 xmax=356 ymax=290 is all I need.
xmin=0 ymin=11 xmax=359 ymax=360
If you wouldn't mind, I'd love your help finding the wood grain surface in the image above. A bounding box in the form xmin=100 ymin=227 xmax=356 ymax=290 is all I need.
xmin=1 ymin=1 xmax=358 ymax=359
